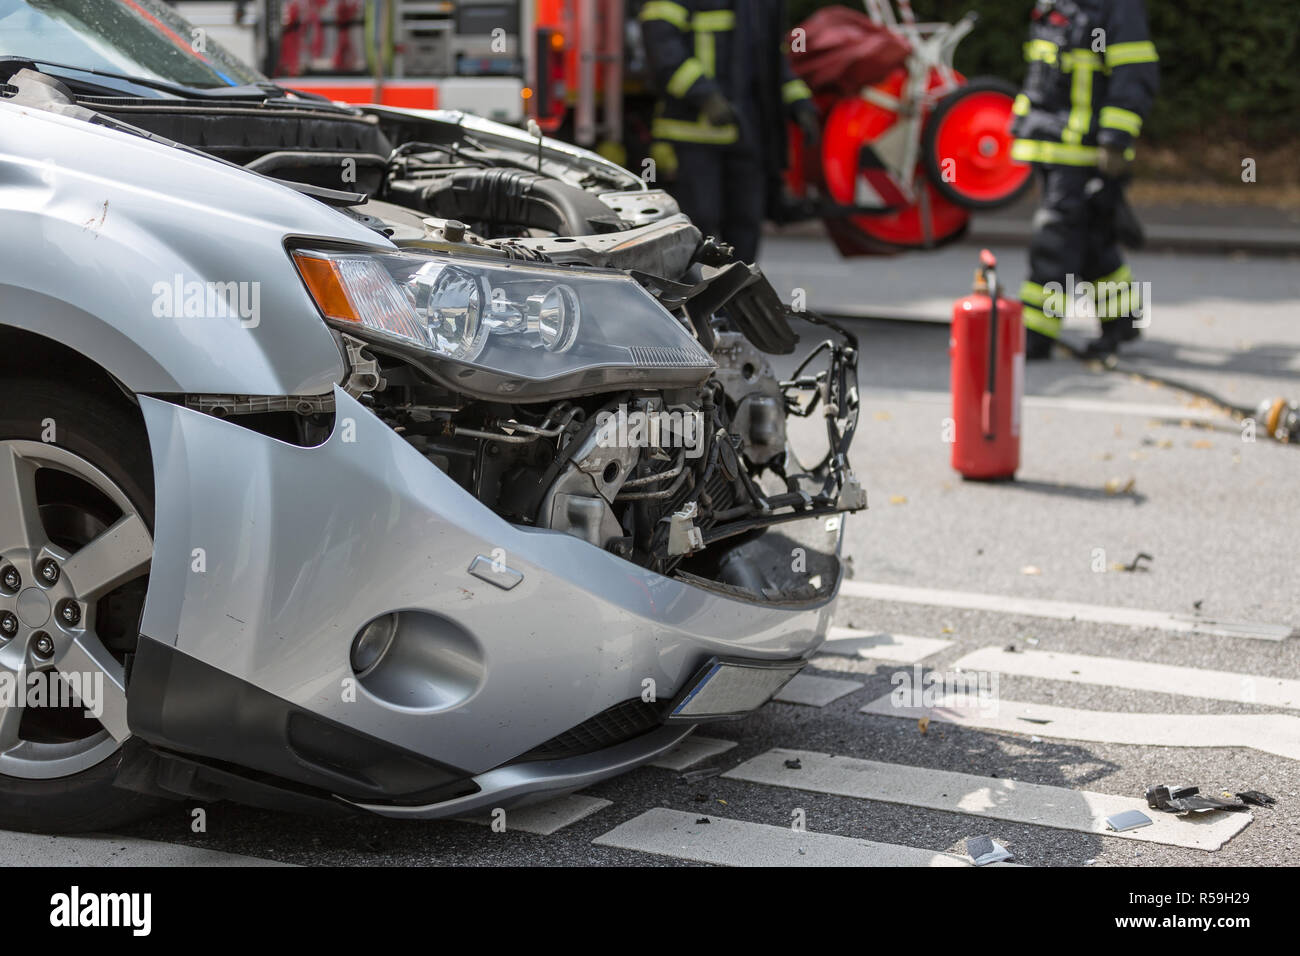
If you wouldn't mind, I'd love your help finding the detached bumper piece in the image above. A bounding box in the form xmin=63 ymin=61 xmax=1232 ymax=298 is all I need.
xmin=668 ymin=657 xmax=805 ymax=721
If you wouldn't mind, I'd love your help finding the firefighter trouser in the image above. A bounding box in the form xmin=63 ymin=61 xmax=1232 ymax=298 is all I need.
xmin=668 ymin=142 xmax=766 ymax=264
xmin=1020 ymin=165 xmax=1139 ymax=339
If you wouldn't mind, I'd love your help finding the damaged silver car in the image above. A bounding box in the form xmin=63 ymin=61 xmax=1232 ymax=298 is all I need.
xmin=0 ymin=0 xmax=862 ymax=831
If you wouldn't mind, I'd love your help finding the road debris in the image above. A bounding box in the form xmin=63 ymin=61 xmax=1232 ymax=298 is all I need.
xmin=917 ymin=717 xmax=931 ymax=735
xmin=1236 ymin=790 xmax=1278 ymax=808
xmin=1116 ymin=552 xmax=1153 ymax=572
xmin=1103 ymin=476 xmax=1137 ymax=495
xmin=783 ymin=758 xmax=803 ymax=770
xmin=966 ymin=835 xmax=1014 ymax=865
xmin=1146 ymin=784 xmax=1251 ymax=813
xmin=680 ymin=767 xmax=723 ymax=783
xmin=1106 ymin=809 xmax=1154 ymax=832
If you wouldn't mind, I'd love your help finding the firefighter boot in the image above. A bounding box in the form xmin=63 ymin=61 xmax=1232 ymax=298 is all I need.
xmin=1084 ymin=314 xmax=1135 ymax=358
xmin=1025 ymin=328 xmax=1055 ymax=361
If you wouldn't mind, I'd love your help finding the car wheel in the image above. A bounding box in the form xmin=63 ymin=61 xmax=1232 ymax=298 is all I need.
xmin=0 ymin=379 xmax=171 ymax=832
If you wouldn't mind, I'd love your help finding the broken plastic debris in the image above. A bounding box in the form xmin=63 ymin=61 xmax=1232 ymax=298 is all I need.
xmin=1236 ymin=790 xmax=1277 ymax=808
xmin=1146 ymin=784 xmax=1250 ymax=814
xmin=966 ymin=835 xmax=1014 ymax=866
xmin=1106 ymin=809 xmax=1153 ymax=832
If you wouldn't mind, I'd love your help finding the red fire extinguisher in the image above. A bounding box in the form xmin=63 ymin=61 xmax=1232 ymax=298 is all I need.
xmin=950 ymin=249 xmax=1024 ymax=480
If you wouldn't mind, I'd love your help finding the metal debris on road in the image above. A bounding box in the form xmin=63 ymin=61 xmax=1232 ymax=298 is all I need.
xmin=966 ymin=835 xmax=1014 ymax=866
xmin=1106 ymin=810 xmax=1154 ymax=832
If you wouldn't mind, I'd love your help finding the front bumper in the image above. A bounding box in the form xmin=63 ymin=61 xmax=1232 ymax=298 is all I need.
xmin=132 ymin=388 xmax=842 ymax=810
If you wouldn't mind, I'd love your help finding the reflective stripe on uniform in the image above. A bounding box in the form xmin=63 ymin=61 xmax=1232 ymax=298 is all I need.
xmin=1094 ymin=264 xmax=1134 ymax=286
xmin=1011 ymin=139 xmax=1136 ymax=166
xmin=1105 ymin=41 xmax=1159 ymax=68
xmin=1020 ymin=281 xmax=1047 ymax=307
xmin=783 ymin=78 xmax=812 ymax=104
xmin=1012 ymin=139 xmax=1098 ymax=166
xmin=640 ymin=0 xmax=691 ymax=30
xmin=1062 ymin=59 xmax=1097 ymax=144
xmin=696 ymin=30 xmax=716 ymax=76
xmin=692 ymin=11 xmax=734 ymax=78
xmin=1091 ymin=264 xmax=1140 ymax=321
xmin=1099 ymin=106 xmax=1143 ymax=136
xmin=692 ymin=9 xmax=735 ymax=31
xmin=1024 ymin=39 xmax=1058 ymax=65
xmin=1022 ymin=306 xmax=1061 ymax=339
xmin=1012 ymin=93 xmax=1030 ymax=116
xmin=667 ymin=57 xmax=705 ymax=98
xmin=1025 ymin=41 xmax=1109 ymax=73
xmin=1062 ymin=49 xmax=1103 ymax=70
xmin=652 ymin=116 xmax=738 ymax=144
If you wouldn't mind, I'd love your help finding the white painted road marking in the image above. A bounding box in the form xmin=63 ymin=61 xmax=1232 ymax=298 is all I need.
xmin=840 ymin=580 xmax=1294 ymax=641
xmin=593 ymin=807 xmax=1001 ymax=866
xmin=823 ymin=628 xmax=954 ymax=663
xmin=773 ymin=673 xmax=864 ymax=706
xmin=0 ymin=830 xmax=290 ymax=867
xmin=724 ymin=749 xmax=1251 ymax=851
xmin=955 ymin=646 xmax=1300 ymax=709
xmin=861 ymin=694 xmax=1300 ymax=762
xmin=857 ymin=386 xmax=1231 ymax=424
xmin=649 ymin=735 xmax=738 ymax=771
xmin=456 ymin=794 xmax=612 ymax=835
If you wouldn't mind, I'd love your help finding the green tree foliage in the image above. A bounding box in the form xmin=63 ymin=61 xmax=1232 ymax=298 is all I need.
xmin=787 ymin=1 xmax=1298 ymax=145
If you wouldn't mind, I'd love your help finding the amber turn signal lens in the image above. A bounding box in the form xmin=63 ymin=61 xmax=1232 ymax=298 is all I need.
xmin=293 ymin=252 xmax=358 ymax=322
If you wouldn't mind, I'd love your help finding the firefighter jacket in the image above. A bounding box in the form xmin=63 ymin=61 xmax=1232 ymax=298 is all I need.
xmin=638 ymin=0 xmax=812 ymax=163
xmin=1011 ymin=0 xmax=1159 ymax=166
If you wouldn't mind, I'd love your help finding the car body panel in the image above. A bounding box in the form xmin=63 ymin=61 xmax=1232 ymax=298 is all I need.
xmin=138 ymin=389 xmax=839 ymax=775
xmin=0 ymin=101 xmax=383 ymax=395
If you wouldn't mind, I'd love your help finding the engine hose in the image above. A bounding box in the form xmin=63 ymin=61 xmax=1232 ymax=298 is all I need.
xmin=391 ymin=167 xmax=625 ymax=236
xmin=1059 ymin=340 xmax=1298 ymax=445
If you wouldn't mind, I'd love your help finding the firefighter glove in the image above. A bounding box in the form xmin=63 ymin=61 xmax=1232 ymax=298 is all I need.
xmin=702 ymin=92 xmax=739 ymax=128
xmin=1096 ymin=144 xmax=1132 ymax=179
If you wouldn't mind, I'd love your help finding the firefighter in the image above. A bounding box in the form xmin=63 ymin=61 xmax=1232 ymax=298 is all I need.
xmin=638 ymin=0 xmax=818 ymax=264
xmin=1011 ymin=0 xmax=1159 ymax=359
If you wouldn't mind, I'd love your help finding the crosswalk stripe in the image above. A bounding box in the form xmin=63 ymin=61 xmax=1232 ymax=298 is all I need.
xmin=724 ymin=748 xmax=1251 ymax=851
xmin=455 ymin=794 xmax=612 ymax=835
xmin=839 ymin=580 xmax=1294 ymax=641
xmin=0 ymin=830 xmax=289 ymax=867
xmin=593 ymin=807 xmax=1003 ymax=866
xmin=955 ymin=646 xmax=1300 ymax=709
xmin=856 ymin=386 xmax=1229 ymax=423
xmin=773 ymin=673 xmax=864 ymax=706
xmin=860 ymin=694 xmax=1300 ymax=762
xmin=649 ymin=735 xmax=737 ymax=771
xmin=823 ymin=628 xmax=954 ymax=662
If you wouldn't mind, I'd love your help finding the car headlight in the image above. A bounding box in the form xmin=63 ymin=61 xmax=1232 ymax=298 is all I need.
xmin=292 ymin=247 xmax=715 ymax=399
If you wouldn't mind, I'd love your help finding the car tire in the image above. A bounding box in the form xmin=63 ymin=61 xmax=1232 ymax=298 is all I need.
xmin=0 ymin=378 xmax=172 ymax=833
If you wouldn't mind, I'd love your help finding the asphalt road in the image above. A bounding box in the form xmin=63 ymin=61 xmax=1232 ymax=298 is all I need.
xmin=8 ymin=238 xmax=1300 ymax=867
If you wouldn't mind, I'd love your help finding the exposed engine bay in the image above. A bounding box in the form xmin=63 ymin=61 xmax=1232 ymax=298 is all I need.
xmin=4 ymin=68 xmax=865 ymax=603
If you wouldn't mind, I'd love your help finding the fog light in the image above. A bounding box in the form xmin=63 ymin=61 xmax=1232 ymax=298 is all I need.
xmin=350 ymin=614 xmax=398 ymax=676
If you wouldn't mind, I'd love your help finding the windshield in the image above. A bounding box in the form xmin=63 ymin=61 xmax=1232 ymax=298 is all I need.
xmin=0 ymin=0 xmax=264 ymax=89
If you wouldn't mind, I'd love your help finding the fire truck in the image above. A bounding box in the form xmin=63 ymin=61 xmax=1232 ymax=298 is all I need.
xmin=171 ymin=0 xmax=633 ymax=139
